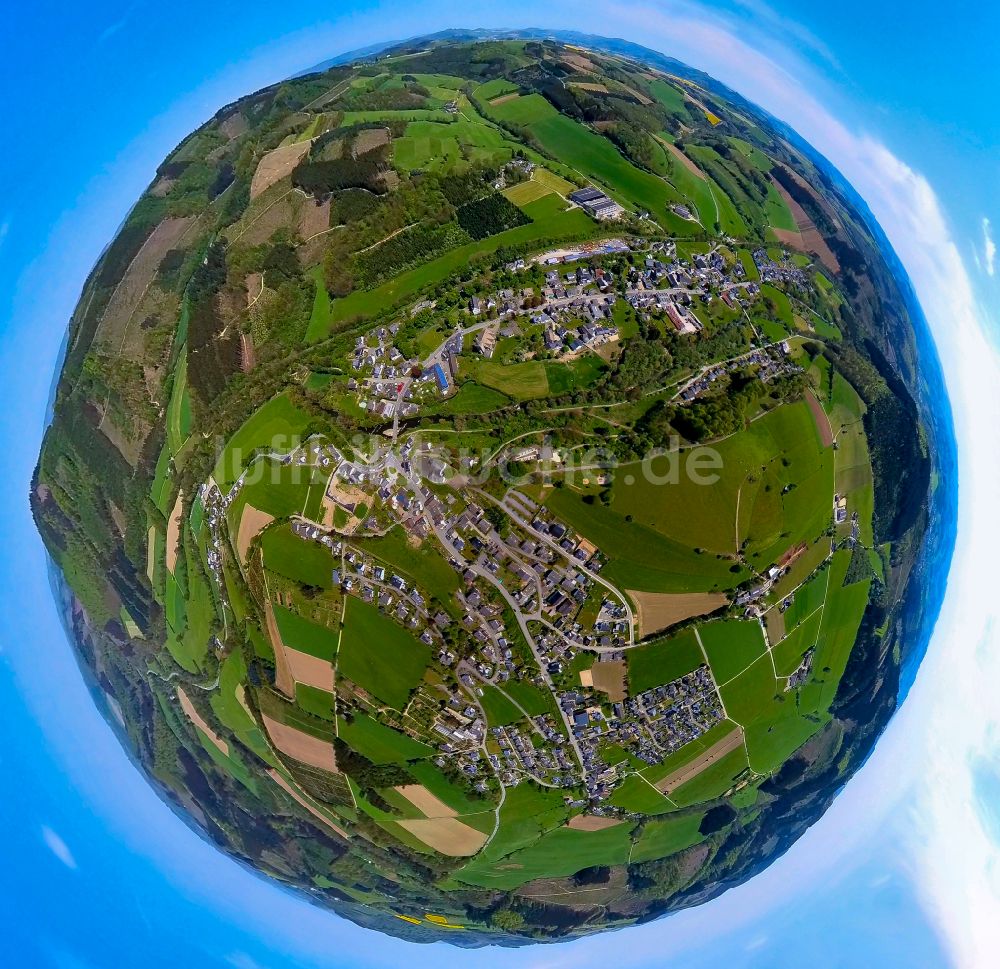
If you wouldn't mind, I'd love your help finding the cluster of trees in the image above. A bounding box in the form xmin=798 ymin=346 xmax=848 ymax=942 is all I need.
xmin=293 ymin=150 xmax=390 ymax=196
xmin=330 ymin=187 xmax=384 ymax=225
xmin=598 ymin=341 xmax=671 ymax=398
xmin=186 ymin=241 xmax=241 ymax=406
xmin=79 ymin=351 xmax=156 ymax=436
xmin=821 ymin=341 xmax=929 ymax=542
xmin=456 ymin=193 xmax=530 ymax=239
xmin=332 ymin=730 xmax=413 ymax=799
xmin=656 ymin=368 xmax=805 ymax=443
xmin=338 ymin=85 xmax=429 ymax=112
xmin=439 ymin=169 xmax=496 ymax=207
xmin=353 ymin=221 xmax=470 ymax=288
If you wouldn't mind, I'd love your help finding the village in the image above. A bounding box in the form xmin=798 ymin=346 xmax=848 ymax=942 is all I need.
xmin=330 ymin=234 xmax=803 ymax=426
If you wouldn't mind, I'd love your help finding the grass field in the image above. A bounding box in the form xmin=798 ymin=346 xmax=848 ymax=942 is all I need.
xmin=764 ymin=182 xmax=798 ymax=231
xmin=457 ymin=820 xmax=634 ymax=889
xmin=503 ymin=178 xmax=551 ymax=206
xmin=649 ymin=79 xmax=686 ymax=113
xmin=545 ymin=355 xmax=607 ymax=394
xmin=670 ymin=745 xmax=750 ymax=806
xmin=542 ymin=400 xmax=833 ymax=595
xmin=545 ymin=484 xmax=749 ymax=594
xmin=150 ymin=445 xmax=173 ymax=517
xmin=452 ymin=782 xmax=568 ymax=884
xmin=296 ymin=683 xmax=335 ymax=720
xmin=261 ymin=524 xmax=335 ymax=588
xmin=336 ymin=712 xmax=433 ymax=763
xmin=226 ymin=459 xmax=328 ymax=531
xmin=699 ymin=620 xmax=767 ymax=683
xmin=503 ymin=166 xmax=576 ymax=205
xmin=608 ymin=773 xmax=675 ymax=815
xmin=210 ymin=650 xmax=279 ymax=766
xmin=475 ymin=78 xmax=520 ymax=101
xmin=434 ymin=382 xmax=511 ymax=415
xmin=652 ymin=137 xmax=717 ymax=229
xmin=273 ymin=605 xmax=337 ymax=660
xmin=337 ymin=597 xmax=431 ymax=709
xmin=479 ymin=684 xmax=524 ymax=727
xmin=307 ymin=269 xmax=332 ymax=341
xmin=341 ymin=109 xmax=454 ymax=124
xmin=324 ymin=195 xmax=596 ymax=330
xmin=630 ymin=812 xmax=706 ymax=863
xmin=797 ymin=549 xmax=872 ymax=715
xmin=485 ymin=94 xmax=693 ymax=230
xmin=627 ymin=628 xmax=703 ymax=693
xmin=783 ymin=569 xmax=829 ymax=631
xmin=165 ymin=350 xmax=192 ymax=456
xmin=640 ymin=719 xmax=739 ymax=785
xmin=392 ymin=119 xmax=514 ymax=173
xmin=213 ymin=394 xmax=313 ymax=488
xmin=405 ymin=760 xmax=497 ymax=816
xmin=464 ymin=359 xmax=549 ymax=399
xmin=613 ymin=400 xmax=833 ymax=568
xmin=772 ymin=607 xmax=823 ymax=676
xmin=504 ymin=679 xmax=556 ymax=717
xmin=351 ymin=525 xmax=461 ymax=613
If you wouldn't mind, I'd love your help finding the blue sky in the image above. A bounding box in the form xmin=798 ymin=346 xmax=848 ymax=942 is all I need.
xmin=2 ymin=3 xmax=1000 ymax=967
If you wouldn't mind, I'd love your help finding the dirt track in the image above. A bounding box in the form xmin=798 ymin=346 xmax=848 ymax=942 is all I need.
xmin=178 ymin=687 xmax=229 ymax=756
xmin=654 ymin=728 xmax=744 ymax=794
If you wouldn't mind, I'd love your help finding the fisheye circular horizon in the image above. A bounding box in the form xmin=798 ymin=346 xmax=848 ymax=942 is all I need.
xmin=31 ymin=29 xmax=951 ymax=947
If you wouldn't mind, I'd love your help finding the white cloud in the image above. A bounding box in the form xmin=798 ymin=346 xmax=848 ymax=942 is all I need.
xmin=982 ymin=217 xmax=996 ymax=276
xmin=41 ymin=826 xmax=77 ymax=870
